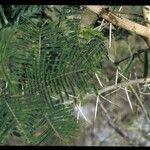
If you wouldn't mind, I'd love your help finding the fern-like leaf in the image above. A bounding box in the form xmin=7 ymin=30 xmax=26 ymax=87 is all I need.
xmin=0 ymin=16 xmax=106 ymax=145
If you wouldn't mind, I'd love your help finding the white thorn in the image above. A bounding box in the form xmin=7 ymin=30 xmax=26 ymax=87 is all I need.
xmin=94 ymin=96 xmax=100 ymax=121
xmin=125 ymin=87 xmax=133 ymax=111
xmin=95 ymin=73 xmax=103 ymax=87
xmin=115 ymin=69 xmax=119 ymax=85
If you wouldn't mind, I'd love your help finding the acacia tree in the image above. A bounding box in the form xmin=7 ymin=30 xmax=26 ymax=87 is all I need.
xmin=0 ymin=5 xmax=150 ymax=146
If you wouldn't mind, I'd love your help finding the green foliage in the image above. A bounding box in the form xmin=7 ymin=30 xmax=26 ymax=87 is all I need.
xmin=0 ymin=8 xmax=107 ymax=145
xmin=80 ymin=27 xmax=106 ymax=43
xmin=0 ymin=5 xmax=43 ymax=29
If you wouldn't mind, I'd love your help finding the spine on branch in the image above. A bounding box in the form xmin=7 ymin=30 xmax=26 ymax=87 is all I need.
xmin=81 ymin=5 xmax=150 ymax=39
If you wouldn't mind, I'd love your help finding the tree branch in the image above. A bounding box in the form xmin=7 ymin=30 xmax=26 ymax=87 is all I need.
xmin=142 ymin=6 xmax=150 ymax=28
xmin=114 ymin=48 xmax=150 ymax=66
xmin=86 ymin=6 xmax=150 ymax=39
xmin=98 ymin=77 xmax=150 ymax=95
xmin=142 ymin=6 xmax=150 ymax=78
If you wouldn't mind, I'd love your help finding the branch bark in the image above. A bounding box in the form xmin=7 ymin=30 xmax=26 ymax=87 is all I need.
xmin=86 ymin=6 xmax=150 ymax=39
xmin=142 ymin=6 xmax=150 ymax=47
xmin=98 ymin=78 xmax=150 ymax=95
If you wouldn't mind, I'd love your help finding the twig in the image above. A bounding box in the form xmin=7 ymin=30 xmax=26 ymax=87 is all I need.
xmin=114 ymin=48 xmax=150 ymax=66
xmin=98 ymin=77 xmax=150 ymax=95
xmin=100 ymin=95 xmax=120 ymax=107
xmin=104 ymin=88 xmax=120 ymax=96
